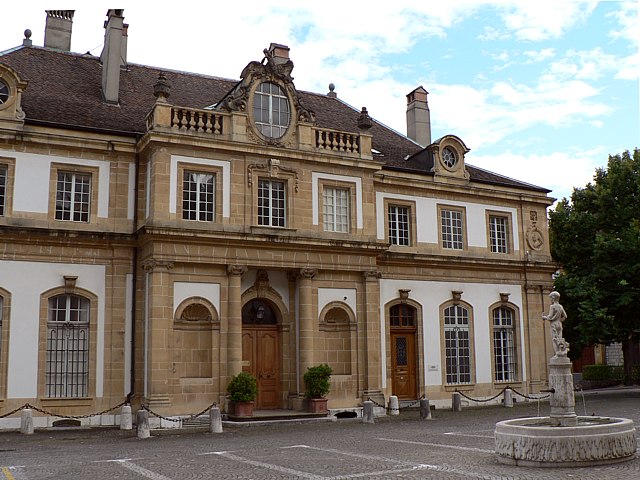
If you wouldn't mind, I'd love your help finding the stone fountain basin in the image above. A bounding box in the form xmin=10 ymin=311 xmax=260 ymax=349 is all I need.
xmin=495 ymin=416 xmax=637 ymax=467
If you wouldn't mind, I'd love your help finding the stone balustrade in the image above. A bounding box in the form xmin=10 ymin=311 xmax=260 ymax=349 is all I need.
xmin=315 ymin=127 xmax=360 ymax=154
xmin=170 ymin=107 xmax=224 ymax=134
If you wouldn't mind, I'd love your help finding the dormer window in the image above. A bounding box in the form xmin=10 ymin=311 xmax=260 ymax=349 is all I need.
xmin=0 ymin=80 xmax=9 ymax=104
xmin=441 ymin=147 xmax=458 ymax=169
xmin=253 ymin=82 xmax=290 ymax=138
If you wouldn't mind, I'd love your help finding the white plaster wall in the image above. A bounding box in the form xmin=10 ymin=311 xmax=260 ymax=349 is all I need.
xmin=312 ymin=172 xmax=363 ymax=229
xmin=0 ymin=261 xmax=106 ymax=398
xmin=170 ymin=155 xmax=231 ymax=217
xmin=379 ymin=279 xmax=524 ymax=388
xmin=317 ymin=288 xmax=357 ymax=319
xmin=240 ymin=270 xmax=290 ymax=307
xmin=173 ymin=282 xmax=221 ymax=317
xmin=10 ymin=151 xmax=110 ymax=218
xmin=375 ymin=193 xmax=520 ymax=250
xmin=127 ymin=163 xmax=136 ymax=220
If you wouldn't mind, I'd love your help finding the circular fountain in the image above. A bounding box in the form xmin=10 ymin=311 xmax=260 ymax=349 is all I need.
xmin=494 ymin=292 xmax=637 ymax=467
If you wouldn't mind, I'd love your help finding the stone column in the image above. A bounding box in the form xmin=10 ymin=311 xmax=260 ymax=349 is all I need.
xmin=298 ymin=268 xmax=317 ymax=390
xmin=227 ymin=265 xmax=247 ymax=378
xmin=362 ymin=270 xmax=384 ymax=404
xmin=143 ymin=258 xmax=174 ymax=409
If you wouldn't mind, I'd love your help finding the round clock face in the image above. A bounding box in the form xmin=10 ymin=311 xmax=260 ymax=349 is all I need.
xmin=441 ymin=147 xmax=457 ymax=168
xmin=0 ymin=80 xmax=9 ymax=105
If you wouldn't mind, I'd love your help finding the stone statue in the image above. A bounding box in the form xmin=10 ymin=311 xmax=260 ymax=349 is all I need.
xmin=542 ymin=291 xmax=569 ymax=358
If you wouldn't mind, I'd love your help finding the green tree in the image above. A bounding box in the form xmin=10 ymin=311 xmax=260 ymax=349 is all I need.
xmin=549 ymin=149 xmax=640 ymax=384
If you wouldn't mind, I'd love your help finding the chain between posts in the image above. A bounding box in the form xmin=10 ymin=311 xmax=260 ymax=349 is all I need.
xmin=367 ymin=395 xmax=424 ymax=412
xmin=454 ymin=386 xmax=551 ymax=403
xmin=0 ymin=399 xmax=129 ymax=419
xmin=142 ymin=402 xmax=217 ymax=423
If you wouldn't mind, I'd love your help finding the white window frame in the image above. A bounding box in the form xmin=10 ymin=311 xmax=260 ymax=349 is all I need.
xmin=388 ymin=204 xmax=410 ymax=246
xmin=323 ymin=186 xmax=349 ymax=232
xmin=254 ymin=82 xmax=290 ymax=139
xmin=493 ymin=307 xmax=517 ymax=382
xmin=0 ymin=164 xmax=6 ymax=216
xmin=182 ymin=171 xmax=215 ymax=222
xmin=489 ymin=215 xmax=509 ymax=253
xmin=444 ymin=304 xmax=471 ymax=384
xmin=46 ymin=294 xmax=90 ymax=398
xmin=440 ymin=208 xmax=464 ymax=250
xmin=55 ymin=171 xmax=91 ymax=222
xmin=258 ymin=178 xmax=286 ymax=227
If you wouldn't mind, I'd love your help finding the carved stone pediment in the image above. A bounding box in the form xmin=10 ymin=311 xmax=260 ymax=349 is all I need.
xmin=0 ymin=64 xmax=28 ymax=127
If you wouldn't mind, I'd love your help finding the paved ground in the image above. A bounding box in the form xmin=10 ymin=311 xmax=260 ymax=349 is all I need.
xmin=0 ymin=389 xmax=638 ymax=479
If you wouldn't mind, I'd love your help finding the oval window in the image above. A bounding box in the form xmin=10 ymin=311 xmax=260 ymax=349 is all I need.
xmin=253 ymin=82 xmax=290 ymax=138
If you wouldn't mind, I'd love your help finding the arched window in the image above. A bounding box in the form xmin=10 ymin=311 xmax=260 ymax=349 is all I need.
xmin=46 ymin=294 xmax=90 ymax=398
xmin=443 ymin=304 xmax=471 ymax=384
xmin=493 ymin=307 xmax=517 ymax=382
xmin=253 ymin=82 xmax=290 ymax=138
xmin=389 ymin=304 xmax=416 ymax=328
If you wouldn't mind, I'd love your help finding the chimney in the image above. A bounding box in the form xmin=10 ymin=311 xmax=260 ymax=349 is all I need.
xmin=44 ymin=10 xmax=74 ymax=51
xmin=267 ymin=43 xmax=290 ymax=65
xmin=100 ymin=9 xmax=126 ymax=104
xmin=406 ymin=86 xmax=431 ymax=147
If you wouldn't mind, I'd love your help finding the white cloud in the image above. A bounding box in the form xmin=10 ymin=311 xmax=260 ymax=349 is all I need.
xmin=523 ymin=48 xmax=556 ymax=62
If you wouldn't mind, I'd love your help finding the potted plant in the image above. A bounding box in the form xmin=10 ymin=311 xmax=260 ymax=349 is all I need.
xmin=227 ymin=371 xmax=258 ymax=417
xmin=304 ymin=364 xmax=333 ymax=413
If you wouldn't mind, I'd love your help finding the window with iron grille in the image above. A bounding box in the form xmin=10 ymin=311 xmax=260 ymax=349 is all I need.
xmin=389 ymin=304 xmax=416 ymax=327
xmin=493 ymin=307 xmax=517 ymax=382
xmin=388 ymin=205 xmax=410 ymax=246
xmin=46 ymin=294 xmax=89 ymax=398
xmin=441 ymin=209 xmax=463 ymax=249
xmin=489 ymin=215 xmax=509 ymax=253
xmin=253 ymin=82 xmax=290 ymax=139
xmin=323 ymin=187 xmax=349 ymax=232
xmin=258 ymin=179 xmax=286 ymax=227
xmin=182 ymin=171 xmax=215 ymax=221
xmin=444 ymin=304 xmax=471 ymax=384
xmin=55 ymin=172 xmax=91 ymax=222
xmin=0 ymin=164 xmax=6 ymax=216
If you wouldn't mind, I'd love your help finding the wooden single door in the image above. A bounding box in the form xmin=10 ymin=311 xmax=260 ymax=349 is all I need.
xmin=242 ymin=326 xmax=280 ymax=409
xmin=390 ymin=330 xmax=417 ymax=399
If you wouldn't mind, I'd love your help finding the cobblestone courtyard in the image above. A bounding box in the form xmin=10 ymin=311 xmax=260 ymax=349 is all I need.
xmin=1 ymin=389 xmax=638 ymax=479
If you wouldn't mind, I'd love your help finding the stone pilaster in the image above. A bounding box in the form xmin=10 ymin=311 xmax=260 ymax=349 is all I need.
xmin=227 ymin=265 xmax=247 ymax=379
xmin=142 ymin=258 xmax=174 ymax=408
xmin=362 ymin=270 xmax=384 ymax=403
xmin=298 ymin=268 xmax=317 ymax=390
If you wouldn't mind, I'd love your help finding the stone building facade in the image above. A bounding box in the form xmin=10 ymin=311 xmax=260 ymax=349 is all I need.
xmin=0 ymin=10 xmax=556 ymax=425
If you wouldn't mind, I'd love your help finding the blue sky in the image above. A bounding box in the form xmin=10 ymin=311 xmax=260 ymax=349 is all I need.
xmin=2 ymin=1 xmax=638 ymax=203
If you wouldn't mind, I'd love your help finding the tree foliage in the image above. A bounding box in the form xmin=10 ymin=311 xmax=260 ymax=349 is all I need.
xmin=549 ymin=149 xmax=640 ymax=383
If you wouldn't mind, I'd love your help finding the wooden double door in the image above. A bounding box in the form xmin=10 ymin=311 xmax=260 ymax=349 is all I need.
xmin=390 ymin=329 xmax=417 ymax=399
xmin=242 ymin=326 xmax=280 ymax=409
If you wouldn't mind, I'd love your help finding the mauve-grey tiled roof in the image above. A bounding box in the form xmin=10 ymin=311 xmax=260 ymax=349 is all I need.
xmin=0 ymin=45 xmax=549 ymax=193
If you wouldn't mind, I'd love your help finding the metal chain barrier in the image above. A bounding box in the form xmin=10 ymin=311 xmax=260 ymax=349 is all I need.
xmin=0 ymin=399 xmax=129 ymax=420
xmin=142 ymin=401 xmax=217 ymax=423
xmin=0 ymin=403 xmax=30 ymax=419
xmin=454 ymin=388 xmax=507 ymax=403
xmin=508 ymin=387 xmax=550 ymax=401
xmin=367 ymin=395 xmax=424 ymax=412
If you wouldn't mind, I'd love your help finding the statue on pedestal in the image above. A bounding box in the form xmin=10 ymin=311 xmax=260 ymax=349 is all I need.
xmin=542 ymin=291 xmax=569 ymax=358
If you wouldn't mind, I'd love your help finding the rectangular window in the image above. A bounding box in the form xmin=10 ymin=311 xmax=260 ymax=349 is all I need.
xmin=0 ymin=164 xmax=6 ymax=216
xmin=388 ymin=205 xmax=410 ymax=246
xmin=489 ymin=215 xmax=509 ymax=253
xmin=258 ymin=179 xmax=286 ymax=227
xmin=493 ymin=308 xmax=517 ymax=382
xmin=182 ymin=171 xmax=215 ymax=221
xmin=441 ymin=208 xmax=463 ymax=250
xmin=323 ymin=187 xmax=349 ymax=232
xmin=55 ymin=171 xmax=91 ymax=222
xmin=444 ymin=305 xmax=471 ymax=384
xmin=46 ymin=295 xmax=89 ymax=398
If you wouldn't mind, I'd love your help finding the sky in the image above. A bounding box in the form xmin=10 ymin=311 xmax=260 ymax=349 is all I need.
xmin=1 ymin=1 xmax=638 ymax=204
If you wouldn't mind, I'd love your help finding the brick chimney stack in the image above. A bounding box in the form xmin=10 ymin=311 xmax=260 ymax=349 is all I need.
xmin=44 ymin=10 xmax=74 ymax=51
xmin=406 ymin=86 xmax=431 ymax=147
xmin=267 ymin=43 xmax=290 ymax=65
xmin=100 ymin=9 xmax=126 ymax=104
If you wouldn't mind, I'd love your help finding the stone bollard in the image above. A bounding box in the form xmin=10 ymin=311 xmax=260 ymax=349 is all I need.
xmin=20 ymin=408 xmax=34 ymax=435
xmin=209 ymin=406 xmax=223 ymax=433
xmin=120 ymin=405 xmax=133 ymax=430
xmin=504 ymin=388 xmax=513 ymax=408
xmin=420 ymin=398 xmax=432 ymax=420
xmin=452 ymin=392 xmax=462 ymax=412
xmin=362 ymin=400 xmax=375 ymax=424
xmin=388 ymin=395 xmax=399 ymax=416
xmin=136 ymin=410 xmax=150 ymax=439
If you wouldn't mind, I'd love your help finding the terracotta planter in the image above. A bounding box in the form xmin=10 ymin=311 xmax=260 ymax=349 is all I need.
xmin=308 ymin=398 xmax=328 ymax=413
xmin=231 ymin=401 xmax=254 ymax=417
